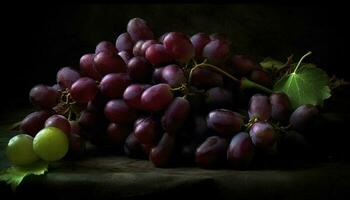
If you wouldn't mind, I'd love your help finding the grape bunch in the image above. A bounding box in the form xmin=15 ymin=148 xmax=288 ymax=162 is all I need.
xmin=6 ymin=18 xmax=320 ymax=169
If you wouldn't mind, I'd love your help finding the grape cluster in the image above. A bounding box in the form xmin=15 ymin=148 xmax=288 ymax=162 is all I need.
xmin=7 ymin=18 xmax=319 ymax=169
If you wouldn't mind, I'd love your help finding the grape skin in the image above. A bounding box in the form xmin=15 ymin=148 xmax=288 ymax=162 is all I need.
xmin=70 ymin=77 xmax=98 ymax=103
xmin=195 ymin=136 xmax=228 ymax=168
xmin=248 ymin=94 xmax=271 ymax=121
xmin=249 ymin=122 xmax=276 ymax=150
xmin=227 ymin=132 xmax=255 ymax=169
xmin=29 ymin=84 xmax=59 ymax=109
xmin=162 ymin=97 xmax=190 ymax=134
xmin=140 ymin=83 xmax=174 ymax=112
xmin=45 ymin=114 xmax=71 ymax=136
xmin=6 ymin=134 xmax=39 ymax=166
xmin=104 ymin=99 xmax=138 ymax=124
xmin=100 ymin=73 xmax=131 ymax=98
xmin=20 ymin=110 xmax=52 ymax=136
xmin=206 ymin=109 xmax=243 ymax=137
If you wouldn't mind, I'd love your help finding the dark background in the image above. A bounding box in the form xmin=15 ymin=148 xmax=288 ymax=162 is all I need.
xmin=0 ymin=4 xmax=346 ymax=114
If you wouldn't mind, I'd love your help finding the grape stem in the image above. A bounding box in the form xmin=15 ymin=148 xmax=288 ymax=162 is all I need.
xmin=241 ymin=78 xmax=273 ymax=94
xmin=293 ymin=51 xmax=312 ymax=73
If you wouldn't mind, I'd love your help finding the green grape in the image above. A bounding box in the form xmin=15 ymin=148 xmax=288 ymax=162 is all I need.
xmin=33 ymin=127 xmax=69 ymax=161
xmin=6 ymin=134 xmax=39 ymax=166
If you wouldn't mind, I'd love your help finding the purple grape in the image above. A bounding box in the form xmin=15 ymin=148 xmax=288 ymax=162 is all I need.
xmin=206 ymin=109 xmax=243 ymax=137
xmin=20 ymin=110 xmax=52 ymax=136
xmin=231 ymin=55 xmax=261 ymax=76
xmin=118 ymin=51 xmax=133 ymax=64
xmin=227 ymin=132 xmax=255 ymax=169
xmin=29 ymin=85 xmax=59 ymax=109
xmin=99 ymin=73 xmax=131 ymax=98
xmin=78 ymin=110 xmax=98 ymax=130
xmin=162 ymin=97 xmax=190 ymax=134
xmin=45 ymin=114 xmax=71 ymax=136
xmin=195 ymin=136 xmax=228 ymax=168
xmin=152 ymin=68 xmax=164 ymax=83
xmin=106 ymin=123 xmax=131 ymax=146
xmin=248 ymin=94 xmax=271 ymax=121
xmin=95 ymin=41 xmax=117 ymax=55
xmin=190 ymin=33 xmax=211 ymax=59
xmin=134 ymin=116 xmax=160 ymax=145
xmin=163 ymin=32 xmax=194 ymax=64
xmin=250 ymin=69 xmax=271 ymax=86
xmin=145 ymin=44 xmax=173 ymax=67
xmin=140 ymin=40 xmax=158 ymax=56
xmin=290 ymin=104 xmax=319 ymax=132
xmin=159 ymin=32 xmax=169 ymax=43
xmin=270 ymin=93 xmax=290 ymax=123
xmin=115 ymin=32 xmax=134 ymax=53
xmin=249 ymin=122 xmax=276 ymax=150
xmin=56 ymin=67 xmax=80 ymax=89
xmin=69 ymin=121 xmax=81 ymax=136
xmin=191 ymin=68 xmax=224 ymax=88
xmin=70 ymin=77 xmax=98 ymax=103
xmin=161 ymin=64 xmax=186 ymax=87
xmin=127 ymin=56 xmax=153 ymax=82
xmin=123 ymin=84 xmax=151 ymax=110
xmin=149 ymin=132 xmax=175 ymax=167
xmin=205 ymin=87 xmax=233 ymax=109
xmin=124 ymin=132 xmax=146 ymax=158
xmin=210 ymin=33 xmax=231 ymax=45
xmin=104 ymin=99 xmax=138 ymax=124
xmin=127 ymin=18 xmax=154 ymax=42
xmin=132 ymin=40 xmax=145 ymax=57
xmin=140 ymin=83 xmax=174 ymax=112
xmin=202 ymin=39 xmax=230 ymax=64
xmin=93 ymin=51 xmax=126 ymax=76
xmin=79 ymin=53 xmax=101 ymax=81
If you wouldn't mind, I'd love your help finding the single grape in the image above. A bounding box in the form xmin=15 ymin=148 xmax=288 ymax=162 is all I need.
xmin=132 ymin=40 xmax=145 ymax=57
xmin=145 ymin=44 xmax=173 ymax=67
xmin=249 ymin=122 xmax=276 ymax=150
xmin=190 ymin=33 xmax=211 ymax=59
xmin=231 ymin=55 xmax=261 ymax=76
xmin=78 ymin=110 xmax=98 ymax=130
xmin=115 ymin=32 xmax=134 ymax=52
xmin=20 ymin=110 xmax=52 ymax=136
xmin=227 ymin=132 xmax=255 ymax=169
xmin=162 ymin=97 xmax=190 ymax=134
xmin=248 ymin=94 xmax=271 ymax=121
xmin=140 ymin=40 xmax=158 ymax=56
xmin=270 ymin=93 xmax=290 ymax=123
xmin=68 ymin=133 xmax=86 ymax=157
xmin=134 ymin=116 xmax=160 ymax=144
xmin=123 ymin=84 xmax=151 ymax=109
xmin=161 ymin=64 xmax=186 ymax=87
xmin=94 ymin=51 xmax=126 ymax=76
xmin=104 ymin=99 xmax=138 ymax=124
xmin=127 ymin=56 xmax=153 ymax=82
xmin=149 ymin=132 xmax=175 ymax=167
xmin=106 ymin=123 xmax=131 ymax=146
xmin=56 ymin=67 xmax=80 ymax=89
xmin=250 ymin=69 xmax=271 ymax=86
xmin=29 ymin=84 xmax=59 ymax=109
xmin=210 ymin=33 xmax=231 ymax=45
xmin=290 ymin=104 xmax=319 ymax=132
xmin=80 ymin=53 xmax=101 ymax=81
xmin=33 ymin=127 xmax=69 ymax=161
xmin=95 ymin=41 xmax=117 ymax=55
xmin=118 ymin=51 xmax=133 ymax=64
xmin=163 ymin=32 xmax=194 ymax=64
xmin=205 ymin=87 xmax=233 ymax=109
xmin=141 ymin=83 xmax=174 ymax=112
xmin=195 ymin=136 xmax=228 ymax=168
xmin=202 ymin=39 xmax=230 ymax=64
xmin=99 ymin=73 xmax=131 ymax=98
xmin=152 ymin=67 xmax=164 ymax=83
xmin=124 ymin=133 xmax=146 ymax=158
xmin=70 ymin=77 xmax=98 ymax=103
xmin=191 ymin=68 xmax=224 ymax=88
xmin=206 ymin=109 xmax=243 ymax=137
xmin=6 ymin=134 xmax=39 ymax=166
xmin=45 ymin=114 xmax=71 ymax=136
xmin=127 ymin=18 xmax=154 ymax=42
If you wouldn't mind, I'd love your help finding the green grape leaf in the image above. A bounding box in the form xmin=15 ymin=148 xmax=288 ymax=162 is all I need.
xmin=0 ymin=161 xmax=48 ymax=191
xmin=260 ymin=57 xmax=284 ymax=70
xmin=273 ymin=66 xmax=331 ymax=109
